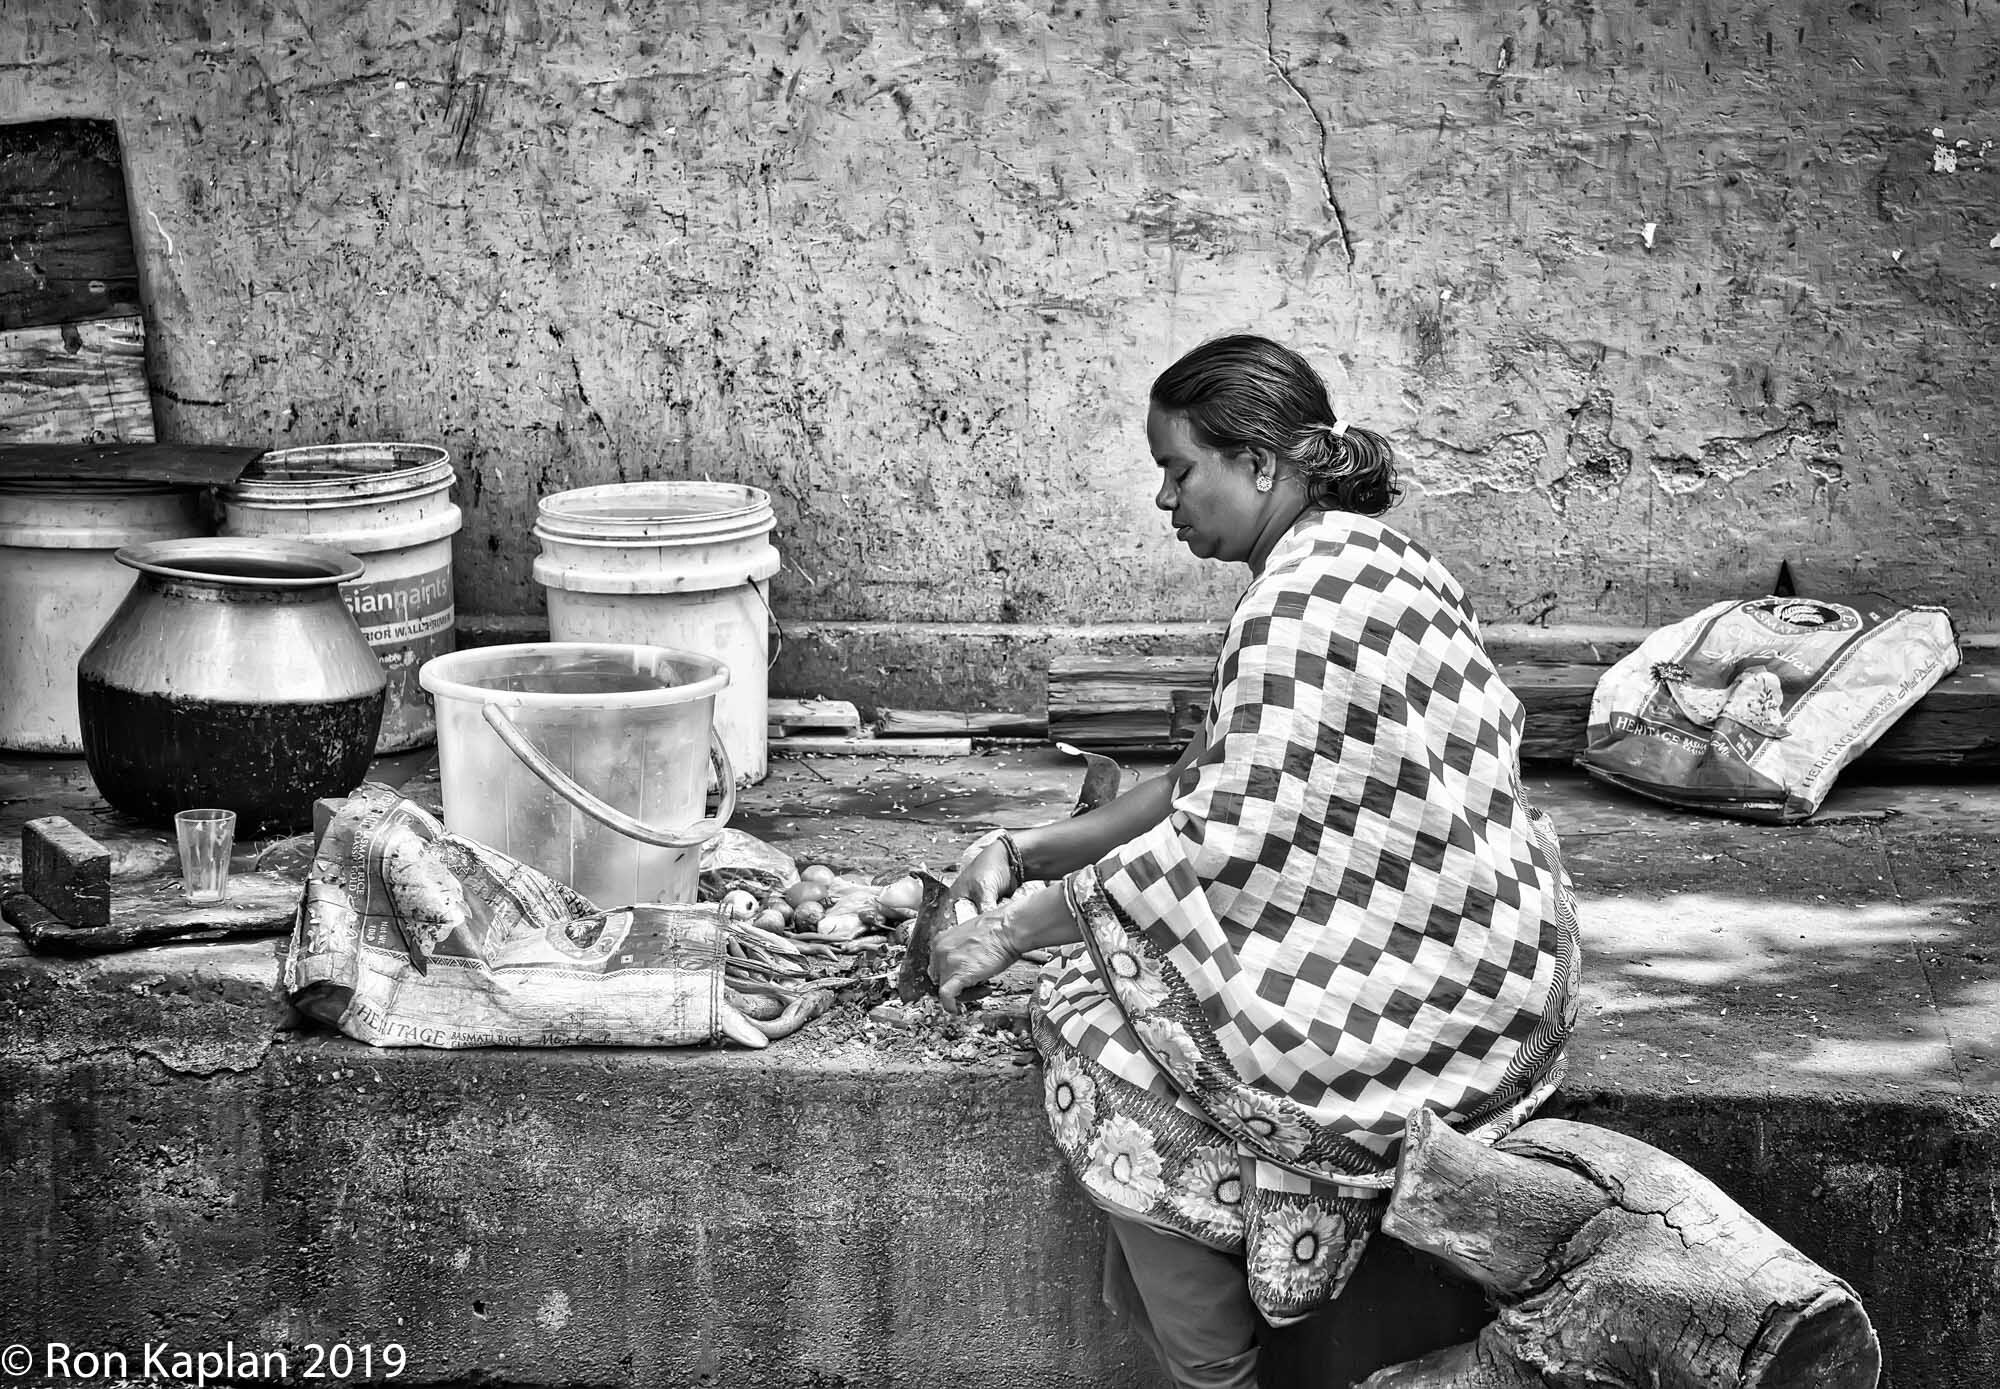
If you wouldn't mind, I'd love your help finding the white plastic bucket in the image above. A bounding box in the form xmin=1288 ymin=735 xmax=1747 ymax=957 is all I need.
xmin=417 ymin=642 xmax=736 ymax=908
xmin=0 ymin=483 xmax=205 ymax=752
xmin=533 ymin=482 xmax=779 ymax=783
xmin=219 ymin=442 xmax=462 ymax=754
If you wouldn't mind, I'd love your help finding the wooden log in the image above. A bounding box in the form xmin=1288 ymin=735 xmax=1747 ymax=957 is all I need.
xmin=21 ymin=815 xmax=111 ymax=926
xmin=1373 ymin=1108 xmax=1611 ymax=1293
xmin=1045 ymin=652 xmax=2000 ymax=774
xmin=1363 ymin=1110 xmax=1881 ymax=1389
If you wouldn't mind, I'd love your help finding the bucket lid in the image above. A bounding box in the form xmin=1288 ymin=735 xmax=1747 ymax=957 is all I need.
xmin=533 ymin=481 xmax=774 ymax=545
xmin=117 ymin=537 xmax=367 ymax=588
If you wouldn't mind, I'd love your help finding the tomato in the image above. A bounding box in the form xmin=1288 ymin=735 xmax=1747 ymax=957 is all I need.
xmin=784 ymin=879 xmax=829 ymax=908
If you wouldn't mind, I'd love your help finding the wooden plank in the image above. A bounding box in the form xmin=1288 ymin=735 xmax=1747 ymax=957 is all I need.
xmin=767 ymin=697 xmax=862 ymax=733
xmin=0 ymin=440 xmax=266 ymax=485
xmin=0 ymin=318 xmax=153 ymax=442
xmin=0 ymin=118 xmax=141 ymax=332
xmin=771 ymin=734 xmax=976 ymax=757
xmin=875 ymin=708 xmax=1048 ymax=738
xmin=1047 ymin=652 xmax=2000 ymax=773
xmin=1046 ymin=654 xmax=1209 ymax=747
xmin=1852 ymin=662 xmax=2000 ymax=774
xmin=1506 ymin=663 xmax=1599 ymax=764
xmin=1505 ymin=659 xmax=2000 ymax=773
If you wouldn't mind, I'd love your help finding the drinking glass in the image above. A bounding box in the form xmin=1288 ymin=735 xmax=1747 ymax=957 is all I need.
xmin=175 ymin=808 xmax=237 ymax=905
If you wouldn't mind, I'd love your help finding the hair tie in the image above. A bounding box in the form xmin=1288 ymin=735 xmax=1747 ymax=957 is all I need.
xmin=1328 ymin=418 xmax=1349 ymax=438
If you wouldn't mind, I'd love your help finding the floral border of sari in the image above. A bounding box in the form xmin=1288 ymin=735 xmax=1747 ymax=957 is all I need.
xmin=1031 ymin=861 xmax=1574 ymax=1322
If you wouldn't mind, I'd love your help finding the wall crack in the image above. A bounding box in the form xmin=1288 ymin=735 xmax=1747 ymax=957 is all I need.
xmin=1264 ymin=2 xmax=1355 ymax=271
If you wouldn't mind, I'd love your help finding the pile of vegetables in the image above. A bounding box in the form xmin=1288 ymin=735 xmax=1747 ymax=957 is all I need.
xmin=709 ymin=860 xmax=934 ymax=1047
xmin=714 ymin=915 xmax=842 ymax=1047
xmin=716 ymin=862 xmax=928 ymax=946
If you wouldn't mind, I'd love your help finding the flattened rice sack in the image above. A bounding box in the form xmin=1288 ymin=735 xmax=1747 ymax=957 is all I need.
xmin=284 ymin=782 xmax=729 ymax=1048
xmin=1577 ymin=596 xmax=1959 ymax=822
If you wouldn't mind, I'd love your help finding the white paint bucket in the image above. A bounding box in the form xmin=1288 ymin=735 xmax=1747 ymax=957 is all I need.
xmin=533 ymin=482 xmax=779 ymax=783
xmin=0 ymin=483 xmax=206 ymax=753
xmin=218 ymin=443 xmax=462 ymax=754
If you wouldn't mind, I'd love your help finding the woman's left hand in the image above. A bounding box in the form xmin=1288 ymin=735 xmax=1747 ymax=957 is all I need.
xmin=930 ymin=901 xmax=1022 ymax=1013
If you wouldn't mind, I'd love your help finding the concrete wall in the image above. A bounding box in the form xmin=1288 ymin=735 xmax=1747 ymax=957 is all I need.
xmin=0 ymin=941 xmax=1482 ymax=1389
xmin=3 ymin=942 xmax=1996 ymax=1388
xmin=3 ymin=0 xmax=1996 ymax=701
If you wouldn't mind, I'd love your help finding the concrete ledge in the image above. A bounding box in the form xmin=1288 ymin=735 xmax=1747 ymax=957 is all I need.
xmin=459 ymin=614 xmax=2000 ymax=716
xmin=0 ymin=933 xmax=288 ymax=1075
xmin=458 ymin=616 xmax=1665 ymax=713
xmin=2 ymin=1036 xmax=1148 ymax=1387
xmin=2 ymin=997 xmax=1993 ymax=1387
xmin=4 ymin=758 xmax=1999 ymax=1386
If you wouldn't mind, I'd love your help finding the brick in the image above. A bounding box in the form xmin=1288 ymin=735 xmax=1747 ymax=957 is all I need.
xmin=22 ymin=815 xmax=111 ymax=927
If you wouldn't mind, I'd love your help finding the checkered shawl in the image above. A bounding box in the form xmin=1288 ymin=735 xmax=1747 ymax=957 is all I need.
xmin=1031 ymin=511 xmax=1581 ymax=1322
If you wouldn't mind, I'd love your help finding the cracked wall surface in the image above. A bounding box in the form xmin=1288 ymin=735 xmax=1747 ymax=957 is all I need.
xmin=2 ymin=0 xmax=1995 ymax=635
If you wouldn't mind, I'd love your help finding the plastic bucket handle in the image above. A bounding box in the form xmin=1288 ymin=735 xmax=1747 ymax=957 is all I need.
xmin=478 ymin=701 xmax=736 ymax=850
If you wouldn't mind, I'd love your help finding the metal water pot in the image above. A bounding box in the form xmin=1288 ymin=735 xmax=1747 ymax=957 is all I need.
xmin=77 ymin=537 xmax=388 ymax=833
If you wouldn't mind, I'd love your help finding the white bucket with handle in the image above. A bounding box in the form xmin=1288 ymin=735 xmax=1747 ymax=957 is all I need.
xmin=417 ymin=642 xmax=734 ymax=907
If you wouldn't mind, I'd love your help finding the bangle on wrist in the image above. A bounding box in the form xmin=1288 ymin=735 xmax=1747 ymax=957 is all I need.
xmin=998 ymin=831 xmax=1028 ymax=885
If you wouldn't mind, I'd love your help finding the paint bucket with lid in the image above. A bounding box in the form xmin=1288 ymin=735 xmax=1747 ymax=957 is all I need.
xmin=0 ymin=482 xmax=207 ymax=753
xmin=218 ymin=443 xmax=462 ymax=753
xmin=532 ymin=482 xmax=779 ymax=783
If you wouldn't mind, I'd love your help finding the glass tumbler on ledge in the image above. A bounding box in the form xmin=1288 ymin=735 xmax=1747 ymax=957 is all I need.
xmin=175 ymin=808 xmax=237 ymax=905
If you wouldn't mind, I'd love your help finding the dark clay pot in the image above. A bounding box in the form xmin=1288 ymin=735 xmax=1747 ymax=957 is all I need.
xmin=77 ymin=537 xmax=387 ymax=834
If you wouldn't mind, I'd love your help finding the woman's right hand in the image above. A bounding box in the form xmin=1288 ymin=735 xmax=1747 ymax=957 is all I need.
xmin=949 ymin=831 xmax=1019 ymax=913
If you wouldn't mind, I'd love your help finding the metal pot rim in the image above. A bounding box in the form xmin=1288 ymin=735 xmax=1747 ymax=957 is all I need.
xmin=115 ymin=536 xmax=367 ymax=588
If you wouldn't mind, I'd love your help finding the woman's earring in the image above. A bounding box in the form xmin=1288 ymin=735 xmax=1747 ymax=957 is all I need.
xmin=1255 ymin=474 xmax=1274 ymax=493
